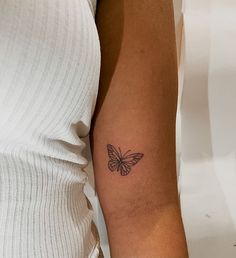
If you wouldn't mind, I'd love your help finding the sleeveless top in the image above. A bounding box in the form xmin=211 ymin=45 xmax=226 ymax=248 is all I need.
xmin=0 ymin=0 xmax=101 ymax=257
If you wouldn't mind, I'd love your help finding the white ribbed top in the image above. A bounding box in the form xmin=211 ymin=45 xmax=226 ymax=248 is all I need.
xmin=0 ymin=0 xmax=101 ymax=257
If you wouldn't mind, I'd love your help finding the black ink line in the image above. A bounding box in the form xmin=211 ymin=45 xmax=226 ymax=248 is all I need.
xmin=107 ymin=144 xmax=144 ymax=176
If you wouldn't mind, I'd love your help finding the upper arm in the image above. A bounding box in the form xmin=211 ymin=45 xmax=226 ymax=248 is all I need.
xmin=91 ymin=0 xmax=178 ymax=213
xmin=93 ymin=0 xmax=178 ymax=118
xmin=90 ymin=4 xmax=188 ymax=256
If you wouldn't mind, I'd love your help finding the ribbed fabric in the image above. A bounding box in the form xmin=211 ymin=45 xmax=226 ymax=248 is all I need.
xmin=0 ymin=0 xmax=101 ymax=257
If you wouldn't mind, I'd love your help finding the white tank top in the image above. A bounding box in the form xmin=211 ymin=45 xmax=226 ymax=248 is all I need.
xmin=0 ymin=0 xmax=101 ymax=257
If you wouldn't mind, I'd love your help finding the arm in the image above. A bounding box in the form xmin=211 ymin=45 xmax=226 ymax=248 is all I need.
xmin=91 ymin=0 xmax=188 ymax=257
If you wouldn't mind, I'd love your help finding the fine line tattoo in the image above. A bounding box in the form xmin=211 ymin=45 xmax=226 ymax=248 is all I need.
xmin=106 ymin=144 xmax=144 ymax=176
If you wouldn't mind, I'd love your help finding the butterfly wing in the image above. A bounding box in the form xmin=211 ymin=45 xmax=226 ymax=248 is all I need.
xmin=119 ymin=162 xmax=132 ymax=176
xmin=108 ymin=159 xmax=119 ymax=172
xmin=119 ymin=153 xmax=144 ymax=176
xmin=107 ymin=144 xmax=122 ymax=172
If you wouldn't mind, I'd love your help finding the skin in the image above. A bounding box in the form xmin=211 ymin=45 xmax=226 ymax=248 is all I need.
xmin=90 ymin=0 xmax=189 ymax=257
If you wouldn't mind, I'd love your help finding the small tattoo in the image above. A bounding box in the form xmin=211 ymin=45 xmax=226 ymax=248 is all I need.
xmin=107 ymin=144 xmax=144 ymax=176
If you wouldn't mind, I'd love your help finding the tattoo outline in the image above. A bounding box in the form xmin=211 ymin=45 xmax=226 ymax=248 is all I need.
xmin=106 ymin=144 xmax=144 ymax=176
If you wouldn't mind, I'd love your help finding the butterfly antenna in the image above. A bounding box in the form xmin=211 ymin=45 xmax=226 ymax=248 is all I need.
xmin=118 ymin=147 xmax=122 ymax=156
xmin=123 ymin=149 xmax=131 ymax=157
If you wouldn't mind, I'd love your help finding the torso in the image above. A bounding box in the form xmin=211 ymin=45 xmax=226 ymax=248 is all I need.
xmin=0 ymin=0 xmax=101 ymax=257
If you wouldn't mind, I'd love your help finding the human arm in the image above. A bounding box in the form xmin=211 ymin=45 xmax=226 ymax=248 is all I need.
xmin=90 ymin=0 xmax=189 ymax=257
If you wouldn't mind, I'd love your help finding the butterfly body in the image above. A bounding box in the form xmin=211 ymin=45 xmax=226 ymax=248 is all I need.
xmin=107 ymin=144 xmax=144 ymax=176
xmin=115 ymin=157 xmax=126 ymax=172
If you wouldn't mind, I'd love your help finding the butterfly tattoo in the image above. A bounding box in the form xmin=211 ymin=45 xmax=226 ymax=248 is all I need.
xmin=107 ymin=144 xmax=144 ymax=176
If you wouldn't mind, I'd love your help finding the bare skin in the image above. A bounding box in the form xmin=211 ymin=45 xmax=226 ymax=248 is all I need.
xmin=91 ymin=1 xmax=189 ymax=257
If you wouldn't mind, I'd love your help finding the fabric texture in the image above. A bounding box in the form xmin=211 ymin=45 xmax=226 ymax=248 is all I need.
xmin=0 ymin=0 xmax=101 ymax=257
